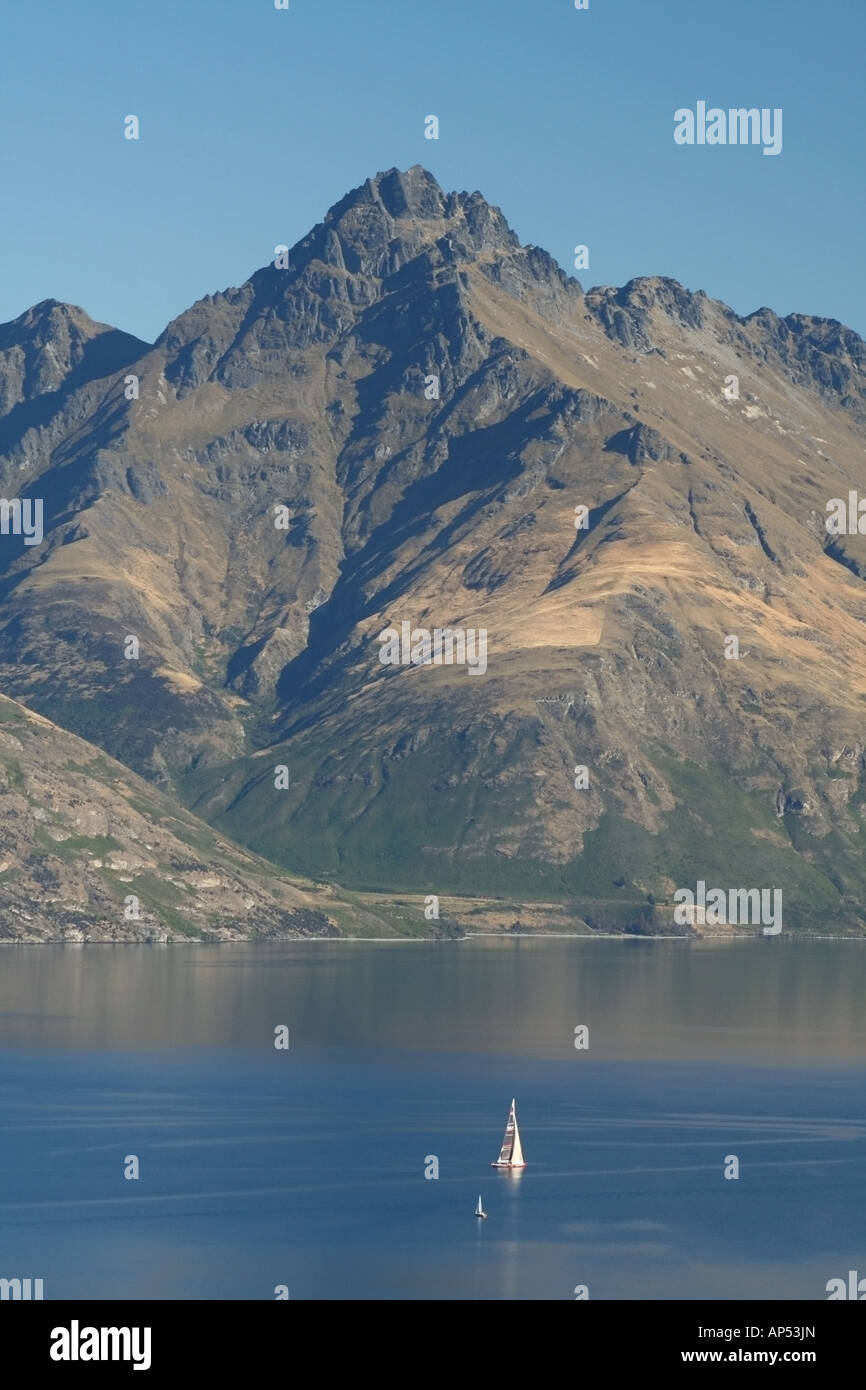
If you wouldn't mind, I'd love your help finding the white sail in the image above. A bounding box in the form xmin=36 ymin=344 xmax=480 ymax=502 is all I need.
xmin=475 ymin=1195 xmax=484 ymax=1216
xmin=495 ymin=1107 xmax=515 ymax=1164
xmin=510 ymin=1106 xmax=524 ymax=1167
xmin=492 ymin=1098 xmax=527 ymax=1167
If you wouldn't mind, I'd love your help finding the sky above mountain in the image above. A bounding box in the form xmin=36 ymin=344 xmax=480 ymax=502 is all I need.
xmin=0 ymin=0 xmax=863 ymax=342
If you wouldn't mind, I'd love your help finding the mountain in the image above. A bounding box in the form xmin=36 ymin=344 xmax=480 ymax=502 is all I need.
xmin=2 ymin=165 xmax=866 ymax=934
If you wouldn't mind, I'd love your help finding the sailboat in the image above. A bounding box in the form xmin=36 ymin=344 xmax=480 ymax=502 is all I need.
xmin=490 ymin=1097 xmax=527 ymax=1169
xmin=475 ymin=1194 xmax=487 ymax=1219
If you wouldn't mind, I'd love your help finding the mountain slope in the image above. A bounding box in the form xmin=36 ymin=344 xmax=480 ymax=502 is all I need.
xmin=0 ymin=691 xmax=388 ymax=941
xmin=2 ymin=166 xmax=866 ymax=932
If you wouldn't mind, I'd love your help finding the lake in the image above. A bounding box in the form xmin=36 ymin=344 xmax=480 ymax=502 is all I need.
xmin=0 ymin=937 xmax=864 ymax=1300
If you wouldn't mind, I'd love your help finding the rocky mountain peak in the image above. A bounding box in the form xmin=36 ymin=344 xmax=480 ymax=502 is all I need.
xmin=157 ymin=168 xmax=525 ymax=392
xmin=0 ymin=299 xmax=148 ymax=428
xmin=0 ymin=298 xmax=103 ymax=359
xmin=285 ymin=165 xmax=518 ymax=282
xmin=325 ymin=165 xmax=447 ymax=224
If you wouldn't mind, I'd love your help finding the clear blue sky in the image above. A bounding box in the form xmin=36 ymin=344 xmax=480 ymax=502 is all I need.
xmin=1 ymin=0 xmax=863 ymax=342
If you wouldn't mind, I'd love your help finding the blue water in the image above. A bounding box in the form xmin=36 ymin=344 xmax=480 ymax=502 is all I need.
xmin=0 ymin=940 xmax=864 ymax=1299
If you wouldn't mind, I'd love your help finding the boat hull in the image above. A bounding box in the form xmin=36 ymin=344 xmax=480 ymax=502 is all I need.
xmin=490 ymin=1161 xmax=527 ymax=1169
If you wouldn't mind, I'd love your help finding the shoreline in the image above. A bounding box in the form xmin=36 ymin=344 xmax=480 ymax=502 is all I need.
xmin=2 ymin=930 xmax=865 ymax=946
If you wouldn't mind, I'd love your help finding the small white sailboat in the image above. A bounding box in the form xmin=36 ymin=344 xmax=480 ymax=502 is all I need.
xmin=490 ymin=1097 xmax=527 ymax=1169
xmin=475 ymin=1194 xmax=487 ymax=1219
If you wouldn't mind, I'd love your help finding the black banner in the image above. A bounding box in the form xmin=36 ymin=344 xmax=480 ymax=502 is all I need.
xmin=3 ymin=1299 xmax=861 ymax=1375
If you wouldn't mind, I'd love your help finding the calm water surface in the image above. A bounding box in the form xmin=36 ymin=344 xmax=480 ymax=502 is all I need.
xmin=0 ymin=938 xmax=864 ymax=1299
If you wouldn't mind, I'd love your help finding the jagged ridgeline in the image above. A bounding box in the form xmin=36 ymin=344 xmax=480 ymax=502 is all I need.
xmin=2 ymin=165 xmax=866 ymax=935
